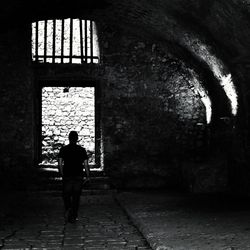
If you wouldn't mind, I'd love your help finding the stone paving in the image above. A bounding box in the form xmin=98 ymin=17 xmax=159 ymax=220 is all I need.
xmin=2 ymin=190 xmax=250 ymax=250
xmin=0 ymin=192 xmax=151 ymax=250
xmin=117 ymin=191 xmax=250 ymax=250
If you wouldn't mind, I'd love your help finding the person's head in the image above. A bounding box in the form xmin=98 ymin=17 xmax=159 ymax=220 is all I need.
xmin=68 ymin=131 xmax=78 ymax=144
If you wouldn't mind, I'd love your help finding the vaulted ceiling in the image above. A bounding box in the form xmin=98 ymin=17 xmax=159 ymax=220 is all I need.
xmin=1 ymin=0 xmax=250 ymax=124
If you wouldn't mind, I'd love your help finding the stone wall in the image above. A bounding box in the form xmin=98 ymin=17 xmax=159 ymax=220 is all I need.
xmin=31 ymin=24 xmax=209 ymax=190
xmin=99 ymin=26 xmax=208 ymax=188
xmin=0 ymin=20 xmax=211 ymax=190
xmin=41 ymin=87 xmax=95 ymax=165
xmin=0 ymin=1 xmax=249 ymax=193
xmin=0 ymin=25 xmax=37 ymax=189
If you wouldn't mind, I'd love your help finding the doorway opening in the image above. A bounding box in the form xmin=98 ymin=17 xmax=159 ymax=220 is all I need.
xmin=39 ymin=85 xmax=102 ymax=170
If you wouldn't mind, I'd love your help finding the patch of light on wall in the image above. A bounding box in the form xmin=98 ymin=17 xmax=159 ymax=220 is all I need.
xmin=183 ymin=36 xmax=238 ymax=116
xmin=190 ymin=73 xmax=212 ymax=124
xmin=216 ymin=73 xmax=238 ymax=116
xmin=197 ymin=89 xmax=212 ymax=124
xmin=32 ymin=19 xmax=100 ymax=64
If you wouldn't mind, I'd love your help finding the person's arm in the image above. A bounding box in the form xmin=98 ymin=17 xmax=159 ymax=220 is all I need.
xmin=84 ymin=159 xmax=90 ymax=181
xmin=58 ymin=158 xmax=64 ymax=176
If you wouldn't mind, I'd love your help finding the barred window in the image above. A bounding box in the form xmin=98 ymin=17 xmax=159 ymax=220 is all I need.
xmin=32 ymin=19 xmax=100 ymax=64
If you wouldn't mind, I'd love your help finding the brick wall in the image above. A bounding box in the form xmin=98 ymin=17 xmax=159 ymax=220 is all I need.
xmin=100 ymin=27 xmax=207 ymax=188
xmin=0 ymin=21 xmax=208 ymax=190
xmin=0 ymin=0 xmax=249 ymax=193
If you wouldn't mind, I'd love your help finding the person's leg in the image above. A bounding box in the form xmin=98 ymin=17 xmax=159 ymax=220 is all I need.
xmin=70 ymin=178 xmax=83 ymax=221
xmin=63 ymin=178 xmax=73 ymax=217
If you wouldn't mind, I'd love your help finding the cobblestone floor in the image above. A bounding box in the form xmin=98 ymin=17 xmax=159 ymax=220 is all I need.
xmin=0 ymin=192 xmax=151 ymax=250
xmin=117 ymin=191 xmax=250 ymax=250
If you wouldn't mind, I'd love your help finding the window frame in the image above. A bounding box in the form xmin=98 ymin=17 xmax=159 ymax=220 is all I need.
xmin=32 ymin=18 xmax=99 ymax=64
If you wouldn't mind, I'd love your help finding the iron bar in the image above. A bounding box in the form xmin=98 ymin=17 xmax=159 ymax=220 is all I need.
xmin=44 ymin=20 xmax=47 ymax=62
xmin=80 ymin=19 xmax=84 ymax=64
xmin=34 ymin=55 xmax=98 ymax=59
xmin=35 ymin=21 xmax=39 ymax=62
xmin=52 ymin=19 xmax=56 ymax=63
xmin=61 ymin=19 xmax=64 ymax=63
xmin=69 ymin=18 xmax=73 ymax=63
xmin=85 ymin=20 xmax=88 ymax=62
xmin=90 ymin=20 xmax=93 ymax=63
xmin=33 ymin=19 xmax=98 ymax=64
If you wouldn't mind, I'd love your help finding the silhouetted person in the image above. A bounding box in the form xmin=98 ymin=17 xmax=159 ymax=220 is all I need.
xmin=58 ymin=131 xmax=90 ymax=223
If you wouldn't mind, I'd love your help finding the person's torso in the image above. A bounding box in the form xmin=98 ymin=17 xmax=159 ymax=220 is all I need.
xmin=60 ymin=144 xmax=87 ymax=177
